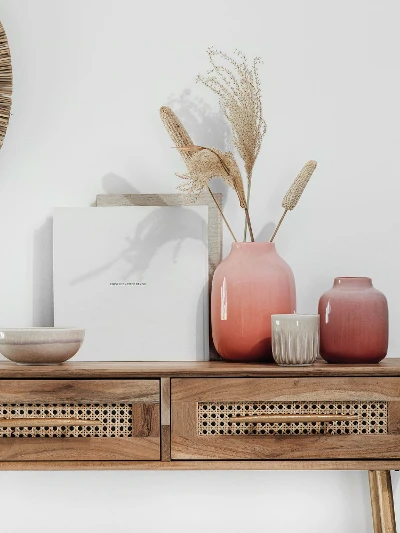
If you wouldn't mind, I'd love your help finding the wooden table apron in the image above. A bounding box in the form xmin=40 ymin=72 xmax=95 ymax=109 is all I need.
xmin=0 ymin=360 xmax=397 ymax=532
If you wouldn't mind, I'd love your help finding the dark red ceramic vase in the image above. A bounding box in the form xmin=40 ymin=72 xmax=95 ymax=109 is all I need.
xmin=318 ymin=277 xmax=388 ymax=364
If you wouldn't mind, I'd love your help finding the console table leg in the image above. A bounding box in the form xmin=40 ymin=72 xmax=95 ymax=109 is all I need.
xmin=369 ymin=471 xmax=397 ymax=533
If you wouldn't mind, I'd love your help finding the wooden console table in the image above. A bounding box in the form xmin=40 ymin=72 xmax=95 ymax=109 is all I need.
xmin=0 ymin=359 xmax=398 ymax=532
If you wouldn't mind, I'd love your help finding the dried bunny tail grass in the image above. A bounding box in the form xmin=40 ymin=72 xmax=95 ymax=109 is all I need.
xmin=0 ymin=22 xmax=12 ymax=150
xmin=160 ymin=106 xmax=194 ymax=166
xmin=270 ymin=160 xmax=317 ymax=242
xmin=282 ymin=160 xmax=317 ymax=211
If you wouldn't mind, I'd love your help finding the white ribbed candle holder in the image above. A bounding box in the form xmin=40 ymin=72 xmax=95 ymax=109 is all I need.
xmin=271 ymin=314 xmax=320 ymax=366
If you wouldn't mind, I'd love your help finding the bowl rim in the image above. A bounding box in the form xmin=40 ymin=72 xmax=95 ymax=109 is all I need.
xmin=0 ymin=328 xmax=84 ymax=332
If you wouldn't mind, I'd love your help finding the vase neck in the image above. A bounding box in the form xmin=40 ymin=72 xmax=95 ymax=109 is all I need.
xmin=230 ymin=242 xmax=277 ymax=255
xmin=333 ymin=277 xmax=373 ymax=290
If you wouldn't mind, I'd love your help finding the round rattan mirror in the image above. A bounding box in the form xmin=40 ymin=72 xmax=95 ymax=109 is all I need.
xmin=0 ymin=22 xmax=12 ymax=149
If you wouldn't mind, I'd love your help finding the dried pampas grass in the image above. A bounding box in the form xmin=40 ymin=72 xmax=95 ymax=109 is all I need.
xmin=270 ymin=160 xmax=317 ymax=242
xmin=197 ymin=48 xmax=266 ymax=239
xmin=0 ymin=22 xmax=12 ymax=150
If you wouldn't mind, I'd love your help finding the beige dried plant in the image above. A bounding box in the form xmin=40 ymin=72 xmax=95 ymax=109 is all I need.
xmin=177 ymin=144 xmax=254 ymax=241
xmin=160 ymin=106 xmax=242 ymax=242
xmin=177 ymin=147 xmax=245 ymax=207
xmin=270 ymin=160 xmax=317 ymax=242
xmin=160 ymin=106 xmax=194 ymax=166
xmin=197 ymin=48 xmax=266 ymax=239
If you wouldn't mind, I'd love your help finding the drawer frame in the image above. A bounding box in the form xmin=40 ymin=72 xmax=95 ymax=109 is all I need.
xmin=171 ymin=377 xmax=400 ymax=460
xmin=0 ymin=379 xmax=160 ymax=461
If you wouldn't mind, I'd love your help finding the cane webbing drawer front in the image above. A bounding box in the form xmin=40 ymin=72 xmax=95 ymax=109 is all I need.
xmin=0 ymin=403 xmax=133 ymax=438
xmin=0 ymin=380 xmax=160 ymax=461
xmin=198 ymin=400 xmax=388 ymax=436
xmin=171 ymin=377 xmax=400 ymax=460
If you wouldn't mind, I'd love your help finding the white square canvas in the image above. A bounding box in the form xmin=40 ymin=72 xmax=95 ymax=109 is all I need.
xmin=53 ymin=206 xmax=209 ymax=361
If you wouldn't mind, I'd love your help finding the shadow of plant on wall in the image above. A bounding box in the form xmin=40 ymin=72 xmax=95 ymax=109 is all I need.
xmin=70 ymin=205 xmax=208 ymax=285
xmin=102 ymin=173 xmax=140 ymax=195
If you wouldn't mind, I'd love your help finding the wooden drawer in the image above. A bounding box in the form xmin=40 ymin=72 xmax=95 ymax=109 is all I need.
xmin=0 ymin=380 xmax=160 ymax=461
xmin=171 ymin=377 xmax=400 ymax=460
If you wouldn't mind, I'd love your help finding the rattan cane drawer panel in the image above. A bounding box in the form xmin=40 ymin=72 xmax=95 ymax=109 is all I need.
xmin=0 ymin=403 xmax=132 ymax=438
xmin=171 ymin=377 xmax=400 ymax=460
xmin=0 ymin=380 xmax=160 ymax=461
xmin=198 ymin=400 xmax=388 ymax=436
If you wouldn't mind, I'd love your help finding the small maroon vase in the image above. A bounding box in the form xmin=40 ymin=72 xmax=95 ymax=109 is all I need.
xmin=318 ymin=277 xmax=388 ymax=364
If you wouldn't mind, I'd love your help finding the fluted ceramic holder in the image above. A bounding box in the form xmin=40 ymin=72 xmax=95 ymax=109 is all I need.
xmin=271 ymin=314 xmax=320 ymax=366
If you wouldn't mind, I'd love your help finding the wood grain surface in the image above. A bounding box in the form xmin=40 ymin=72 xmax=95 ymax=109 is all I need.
xmin=369 ymin=471 xmax=397 ymax=533
xmin=161 ymin=377 xmax=171 ymax=461
xmin=0 ymin=459 xmax=399 ymax=471
xmin=0 ymin=360 xmax=399 ymax=378
xmin=0 ymin=437 xmax=160 ymax=461
xmin=0 ymin=380 xmax=159 ymax=403
xmin=132 ymin=404 xmax=160 ymax=438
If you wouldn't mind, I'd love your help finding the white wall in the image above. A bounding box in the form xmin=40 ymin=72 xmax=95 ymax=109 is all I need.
xmin=0 ymin=0 xmax=398 ymax=531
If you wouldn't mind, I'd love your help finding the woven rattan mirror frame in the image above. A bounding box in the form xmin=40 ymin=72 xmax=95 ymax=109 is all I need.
xmin=0 ymin=22 xmax=12 ymax=149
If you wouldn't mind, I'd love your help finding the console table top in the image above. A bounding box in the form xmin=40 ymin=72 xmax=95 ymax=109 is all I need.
xmin=0 ymin=358 xmax=399 ymax=378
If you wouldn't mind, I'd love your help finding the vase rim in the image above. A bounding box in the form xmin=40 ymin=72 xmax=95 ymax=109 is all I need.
xmin=333 ymin=277 xmax=373 ymax=288
xmin=231 ymin=242 xmax=276 ymax=249
xmin=271 ymin=314 xmax=319 ymax=319
xmin=334 ymin=276 xmax=372 ymax=280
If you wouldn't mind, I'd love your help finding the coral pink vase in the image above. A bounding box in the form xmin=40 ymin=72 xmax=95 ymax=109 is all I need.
xmin=211 ymin=242 xmax=296 ymax=362
xmin=318 ymin=277 xmax=388 ymax=364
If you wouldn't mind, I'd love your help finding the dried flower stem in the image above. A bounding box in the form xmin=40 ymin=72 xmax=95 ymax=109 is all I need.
xmin=199 ymin=146 xmax=255 ymax=242
xmin=207 ymin=186 xmax=237 ymax=242
xmin=244 ymin=206 xmax=255 ymax=242
xmin=269 ymin=210 xmax=287 ymax=242
xmin=243 ymin=175 xmax=252 ymax=241
xmin=197 ymin=48 xmax=266 ymax=242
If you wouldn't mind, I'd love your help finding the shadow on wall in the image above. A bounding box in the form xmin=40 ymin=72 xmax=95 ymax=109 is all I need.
xmin=33 ymin=218 xmax=54 ymax=327
xmin=167 ymin=89 xmax=231 ymax=151
xmin=70 ymin=206 xmax=208 ymax=284
xmin=32 ymin=174 xmax=142 ymax=326
xmin=256 ymin=222 xmax=276 ymax=243
xmin=101 ymin=173 xmax=140 ymax=195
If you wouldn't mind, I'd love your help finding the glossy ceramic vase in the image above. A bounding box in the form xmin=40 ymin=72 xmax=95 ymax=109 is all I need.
xmin=318 ymin=277 xmax=388 ymax=364
xmin=211 ymin=242 xmax=296 ymax=362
